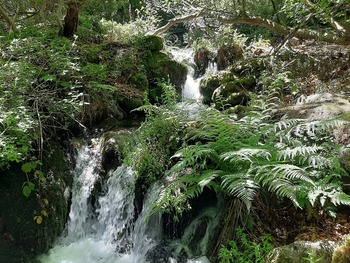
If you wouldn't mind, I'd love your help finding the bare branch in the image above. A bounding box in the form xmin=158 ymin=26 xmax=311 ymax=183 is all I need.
xmin=150 ymin=11 xmax=350 ymax=45
xmin=0 ymin=5 xmax=16 ymax=31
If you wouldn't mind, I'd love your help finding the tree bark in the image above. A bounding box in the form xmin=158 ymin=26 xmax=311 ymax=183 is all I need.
xmin=62 ymin=0 xmax=87 ymax=38
xmin=0 ymin=5 xmax=16 ymax=32
xmin=150 ymin=11 xmax=350 ymax=45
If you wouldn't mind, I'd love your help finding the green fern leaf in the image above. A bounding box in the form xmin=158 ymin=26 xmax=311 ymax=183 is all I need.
xmin=198 ymin=170 xmax=221 ymax=190
xmin=221 ymin=174 xmax=259 ymax=210
xmin=278 ymin=145 xmax=322 ymax=161
xmin=262 ymin=164 xmax=314 ymax=185
xmin=220 ymin=148 xmax=271 ymax=164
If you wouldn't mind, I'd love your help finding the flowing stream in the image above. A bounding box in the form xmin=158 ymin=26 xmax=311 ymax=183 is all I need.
xmin=39 ymin=48 xmax=218 ymax=263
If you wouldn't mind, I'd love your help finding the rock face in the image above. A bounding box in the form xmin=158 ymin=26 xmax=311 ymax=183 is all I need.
xmin=266 ymin=240 xmax=338 ymax=263
xmin=0 ymin=141 xmax=73 ymax=258
xmin=273 ymin=93 xmax=350 ymax=121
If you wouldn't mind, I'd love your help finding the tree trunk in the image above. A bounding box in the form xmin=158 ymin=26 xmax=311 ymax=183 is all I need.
xmin=62 ymin=0 xmax=87 ymax=38
xmin=62 ymin=3 xmax=79 ymax=37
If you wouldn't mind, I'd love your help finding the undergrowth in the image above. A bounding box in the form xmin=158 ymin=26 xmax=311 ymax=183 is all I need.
xmin=153 ymin=95 xmax=350 ymax=219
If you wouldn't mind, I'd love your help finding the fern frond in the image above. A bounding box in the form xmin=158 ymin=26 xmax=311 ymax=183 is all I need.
xmin=198 ymin=170 xmax=221 ymax=191
xmin=306 ymin=155 xmax=332 ymax=169
xmin=260 ymin=164 xmax=314 ymax=185
xmin=221 ymin=174 xmax=259 ymax=210
xmin=308 ymin=187 xmax=350 ymax=207
xmin=264 ymin=178 xmax=300 ymax=207
xmin=278 ymin=145 xmax=322 ymax=161
xmin=220 ymin=148 xmax=271 ymax=164
xmin=274 ymin=119 xmax=303 ymax=132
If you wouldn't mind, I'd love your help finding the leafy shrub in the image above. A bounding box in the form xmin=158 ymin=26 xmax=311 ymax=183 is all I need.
xmin=219 ymin=228 xmax=273 ymax=263
xmin=126 ymin=80 xmax=181 ymax=183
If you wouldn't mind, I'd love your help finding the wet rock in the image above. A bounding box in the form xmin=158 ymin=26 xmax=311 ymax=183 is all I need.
xmin=216 ymin=44 xmax=243 ymax=70
xmin=199 ymin=75 xmax=221 ymax=105
xmin=194 ymin=48 xmax=211 ymax=77
xmin=266 ymin=240 xmax=337 ymax=263
xmin=0 ymin=141 xmax=73 ymax=253
xmin=145 ymin=242 xmax=172 ymax=263
xmin=141 ymin=35 xmax=164 ymax=52
xmin=272 ymin=93 xmax=350 ymax=121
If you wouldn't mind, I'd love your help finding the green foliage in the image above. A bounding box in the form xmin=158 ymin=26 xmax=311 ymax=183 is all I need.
xmin=126 ymin=80 xmax=181 ymax=183
xmin=153 ymin=96 xmax=350 ymax=216
xmin=219 ymin=228 xmax=273 ymax=263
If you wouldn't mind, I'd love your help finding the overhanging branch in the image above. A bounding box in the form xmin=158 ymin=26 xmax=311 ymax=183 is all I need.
xmin=150 ymin=11 xmax=350 ymax=45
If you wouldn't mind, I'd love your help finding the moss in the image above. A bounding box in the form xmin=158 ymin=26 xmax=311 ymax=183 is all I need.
xmin=141 ymin=35 xmax=164 ymax=52
xmin=80 ymin=44 xmax=103 ymax=63
xmin=130 ymin=72 xmax=149 ymax=92
xmin=199 ymin=75 xmax=221 ymax=104
xmin=0 ymin=242 xmax=39 ymax=263
xmin=332 ymin=236 xmax=350 ymax=263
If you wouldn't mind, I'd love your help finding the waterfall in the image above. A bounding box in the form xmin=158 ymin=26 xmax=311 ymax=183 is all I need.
xmin=39 ymin=143 xmax=161 ymax=263
xmin=39 ymin=47 xmax=219 ymax=263
xmin=169 ymin=47 xmax=217 ymax=101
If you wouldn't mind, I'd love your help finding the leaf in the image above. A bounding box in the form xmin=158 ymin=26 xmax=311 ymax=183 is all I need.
xmin=28 ymin=182 xmax=35 ymax=191
xmin=35 ymin=170 xmax=46 ymax=182
xmin=41 ymin=210 xmax=48 ymax=217
xmin=21 ymin=162 xmax=37 ymax=173
xmin=33 ymin=215 xmax=43 ymax=224
xmin=43 ymin=199 xmax=49 ymax=206
xmin=22 ymin=185 xmax=32 ymax=197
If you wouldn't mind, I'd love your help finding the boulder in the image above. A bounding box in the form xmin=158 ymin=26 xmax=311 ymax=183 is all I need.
xmin=266 ymin=240 xmax=337 ymax=263
xmin=141 ymin=35 xmax=164 ymax=52
xmin=199 ymin=75 xmax=221 ymax=105
xmin=216 ymin=44 xmax=243 ymax=70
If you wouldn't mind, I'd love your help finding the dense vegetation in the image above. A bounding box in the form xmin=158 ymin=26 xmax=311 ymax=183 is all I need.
xmin=1 ymin=0 xmax=350 ymax=262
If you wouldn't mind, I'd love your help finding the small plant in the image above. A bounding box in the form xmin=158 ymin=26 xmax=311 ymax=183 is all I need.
xmin=219 ymin=228 xmax=273 ymax=263
xmin=302 ymin=249 xmax=323 ymax=263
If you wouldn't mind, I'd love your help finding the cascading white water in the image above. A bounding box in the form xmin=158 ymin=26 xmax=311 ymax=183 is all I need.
xmin=170 ymin=47 xmax=217 ymax=101
xmin=39 ymin=144 xmax=161 ymax=263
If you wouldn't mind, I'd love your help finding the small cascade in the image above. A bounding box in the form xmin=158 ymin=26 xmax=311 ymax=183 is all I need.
xmin=39 ymin=144 xmax=162 ymax=263
xmin=170 ymin=47 xmax=217 ymax=101
xmin=65 ymin=141 xmax=102 ymax=241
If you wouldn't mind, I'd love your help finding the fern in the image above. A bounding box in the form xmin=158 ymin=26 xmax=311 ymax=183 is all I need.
xmin=278 ymin=145 xmax=322 ymax=161
xmin=222 ymin=173 xmax=259 ymax=210
xmin=266 ymin=164 xmax=314 ymax=184
xmin=221 ymin=148 xmax=271 ymax=164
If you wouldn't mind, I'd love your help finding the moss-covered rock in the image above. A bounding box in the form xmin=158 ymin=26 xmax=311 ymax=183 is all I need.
xmin=0 ymin=141 xmax=73 ymax=255
xmin=332 ymin=235 xmax=350 ymax=263
xmin=266 ymin=240 xmax=336 ymax=263
xmin=129 ymin=72 xmax=149 ymax=92
xmin=199 ymin=75 xmax=221 ymax=105
xmin=145 ymin=51 xmax=188 ymax=100
xmin=141 ymin=35 xmax=164 ymax=52
xmin=216 ymin=44 xmax=244 ymax=70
